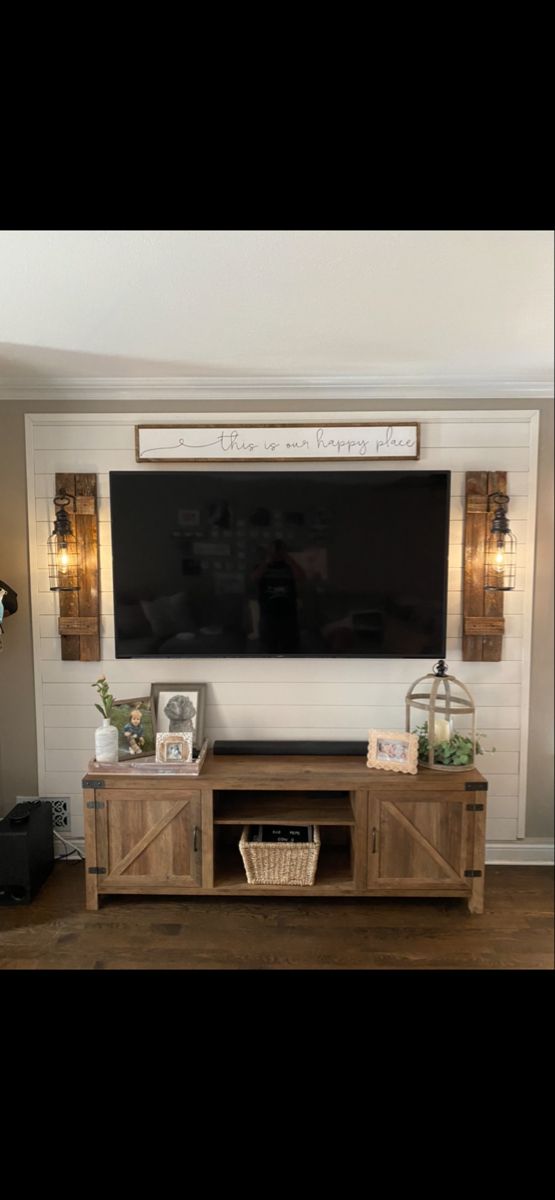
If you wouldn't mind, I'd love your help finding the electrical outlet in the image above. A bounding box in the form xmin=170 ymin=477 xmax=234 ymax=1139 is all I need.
xmin=16 ymin=795 xmax=70 ymax=830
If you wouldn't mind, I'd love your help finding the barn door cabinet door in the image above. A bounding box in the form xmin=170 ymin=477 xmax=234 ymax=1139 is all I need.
xmin=85 ymin=788 xmax=202 ymax=909
xmin=367 ymin=790 xmax=485 ymax=913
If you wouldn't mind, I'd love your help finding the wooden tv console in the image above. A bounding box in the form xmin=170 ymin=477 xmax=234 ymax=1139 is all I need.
xmin=82 ymin=752 xmax=487 ymax=913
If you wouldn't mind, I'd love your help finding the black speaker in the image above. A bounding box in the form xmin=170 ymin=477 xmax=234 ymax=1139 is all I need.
xmin=213 ymin=739 xmax=368 ymax=756
xmin=0 ymin=801 xmax=54 ymax=905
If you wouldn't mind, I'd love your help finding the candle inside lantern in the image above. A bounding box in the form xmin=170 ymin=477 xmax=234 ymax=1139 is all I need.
xmin=433 ymin=717 xmax=452 ymax=743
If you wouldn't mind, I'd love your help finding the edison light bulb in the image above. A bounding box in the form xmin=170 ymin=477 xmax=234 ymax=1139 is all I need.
xmin=58 ymin=542 xmax=70 ymax=574
xmin=494 ymin=540 xmax=505 ymax=573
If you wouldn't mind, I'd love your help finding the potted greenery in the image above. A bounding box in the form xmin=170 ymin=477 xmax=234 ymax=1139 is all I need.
xmin=414 ymin=722 xmax=493 ymax=770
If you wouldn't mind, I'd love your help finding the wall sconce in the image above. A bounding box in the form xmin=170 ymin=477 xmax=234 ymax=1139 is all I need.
xmin=49 ymin=474 xmax=100 ymax=662
xmin=463 ymin=470 xmax=508 ymax=662
xmin=48 ymin=489 xmax=80 ymax=592
xmin=484 ymin=492 xmax=516 ymax=592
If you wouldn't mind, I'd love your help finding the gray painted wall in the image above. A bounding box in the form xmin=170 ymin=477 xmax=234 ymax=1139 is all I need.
xmin=0 ymin=394 xmax=552 ymax=837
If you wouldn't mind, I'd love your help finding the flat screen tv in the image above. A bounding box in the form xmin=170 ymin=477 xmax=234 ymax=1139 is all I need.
xmin=110 ymin=470 xmax=450 ymax=658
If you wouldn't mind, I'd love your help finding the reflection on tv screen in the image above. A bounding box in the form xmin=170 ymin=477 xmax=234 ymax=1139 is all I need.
xmin=110 ymin=470 xmax=450 ymax=658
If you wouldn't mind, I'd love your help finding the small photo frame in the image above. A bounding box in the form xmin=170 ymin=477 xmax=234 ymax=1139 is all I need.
xmin=156 ymin=731 xmax=194 ymax=764
xmin=111 ymin=697 xmax=155 ymax=761
xmin=367 ymin=730 xmax=418 ymax=774
xmin=150 ymin=682 xmax=206 ymax=749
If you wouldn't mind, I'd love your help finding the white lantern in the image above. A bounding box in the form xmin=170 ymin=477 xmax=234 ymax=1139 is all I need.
xmin=405 ymin=660 xmax=476 ymax=771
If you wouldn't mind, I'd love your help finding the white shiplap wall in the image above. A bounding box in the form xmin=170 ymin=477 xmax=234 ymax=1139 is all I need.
xmin=25 ymin=410 xmax=539 ymax=842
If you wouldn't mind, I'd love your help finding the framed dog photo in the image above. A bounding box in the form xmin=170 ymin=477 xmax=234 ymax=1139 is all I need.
xmin=155 ymin=731 xmax=194 ymax=764
xmin=367 ymin=730 xmax=418 ymax=775
xmin=150 ymin=682 xmax=206 ymax=750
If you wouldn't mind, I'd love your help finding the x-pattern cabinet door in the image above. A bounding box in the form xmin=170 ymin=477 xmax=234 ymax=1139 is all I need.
xmin=94 ymin=789 xmax=202 ymax=889
xmin=367 ymin=790 xmax=473 ymax=898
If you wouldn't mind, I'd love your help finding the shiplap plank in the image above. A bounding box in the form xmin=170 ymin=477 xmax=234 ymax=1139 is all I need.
xmin=486 ymin=818 xmax=518 ymax=840
xmin=57 ymin=723 xmax=519 ymax=756
xmin=485 ymin=775 xmax=520 ymax=797
xmin=423 ymin=422 xmax=530 ymax=448
xmin=39 ymin=639 xmax=61 ymax=660
xmin=45 ymin=707 xmax=107 ymax=728
xmin=34 ymin=445 xmax=533 ymax=475
xmin=475 ymin=729 xmax=520 ymax=751
xmin=46 ymin=749 xmax=100 ymax=772
xmin=38 ymin=659 xmax=522 ymax=688
xmin=34 ymin=424 xmax=137 ymax=451
xmin=485 ymin=795 xmax=520 ymax=820
xmin=46 ymin=727 xmax=110 ymax=750
xmin=477 ymin=752 xmax=519 ymax=775
xmin=43 ymin=772 xmax=88 ymax=796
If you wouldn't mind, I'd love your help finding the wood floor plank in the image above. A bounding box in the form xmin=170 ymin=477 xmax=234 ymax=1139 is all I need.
xmin=0 ymin=863 xmax=552 ymax=970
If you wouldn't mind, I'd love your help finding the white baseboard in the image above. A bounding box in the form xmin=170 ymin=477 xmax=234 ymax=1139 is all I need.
xmin=486 ymin=841 xmax=554 ymax=865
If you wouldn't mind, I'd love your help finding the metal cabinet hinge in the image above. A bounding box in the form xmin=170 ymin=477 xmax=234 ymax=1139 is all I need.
xmin=88 ymin=867 xmax=107 ymax=875
xmin=83 ymin=778 xmax=105 ymax=789
xmin=466 ymin=803 xmax=485 ymax=812
xmin=465 ymin=781 xmax=488 ymax=791
xmin=86 ymin=799 xmax=105 ymax=810
xmin=464 ymin=869 xmax=482 ymax=878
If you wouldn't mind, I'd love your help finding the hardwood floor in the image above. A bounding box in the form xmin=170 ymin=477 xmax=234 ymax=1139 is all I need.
xmin=0 ymin=862 xmax=553 ymax=969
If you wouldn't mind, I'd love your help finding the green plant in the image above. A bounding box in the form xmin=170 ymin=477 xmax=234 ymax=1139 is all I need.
xmin=414 ymin=722 xmax=494 ymax=767
xmin=92 ymin=675 xmax=114 ymax=719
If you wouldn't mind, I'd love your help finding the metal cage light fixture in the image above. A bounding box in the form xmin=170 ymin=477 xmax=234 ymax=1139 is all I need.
xmin=484 ymin=492 xmax=516 ymax=592
xmin=47 ymin=489 xmax=80 ymax=592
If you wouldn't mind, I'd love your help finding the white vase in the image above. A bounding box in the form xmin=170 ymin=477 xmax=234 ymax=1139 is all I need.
xmin=94 ymin=717 xmax=118 ymax=764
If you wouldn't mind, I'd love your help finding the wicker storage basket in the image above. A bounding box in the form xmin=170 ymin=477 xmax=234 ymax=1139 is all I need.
xmin=239 ymin=825 xmax=321 ymax=886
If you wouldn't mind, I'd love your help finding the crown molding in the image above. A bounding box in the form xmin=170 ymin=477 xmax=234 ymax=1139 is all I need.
xmin=0 ymin=374 xmax=553 ymax=401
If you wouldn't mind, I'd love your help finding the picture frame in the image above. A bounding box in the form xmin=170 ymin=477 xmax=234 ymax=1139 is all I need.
xmin=367 ymin=730 xmax=418 ymax=775
xmin=111 ymin=697 xmax=155 ymax=761
xmin=155 ymin=731 xmax=194 ymax=764
xmin=150 ymin=682 xmax=206 ymax=750
xmin=135 ymin=422 xmax=420 ymax=463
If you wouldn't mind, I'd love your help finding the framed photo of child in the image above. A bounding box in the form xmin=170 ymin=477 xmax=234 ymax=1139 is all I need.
xmin=111 ymin=697 xmax=155 ymax=761
xmin=367 ymin=730 xmax=418 ymax=774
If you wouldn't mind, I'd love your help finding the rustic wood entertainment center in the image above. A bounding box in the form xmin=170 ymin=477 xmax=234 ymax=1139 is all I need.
xmin=82 ymin=752 xmax=487 ymax=913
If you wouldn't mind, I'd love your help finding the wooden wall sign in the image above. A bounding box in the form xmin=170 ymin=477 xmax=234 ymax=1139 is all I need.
xmin=462 ymin=471 xmax=506 ymax=662
xmin=135 ymin=422 xmax=420 ymax=463
xmin=55 ymin=473 xmax=100 ymax=661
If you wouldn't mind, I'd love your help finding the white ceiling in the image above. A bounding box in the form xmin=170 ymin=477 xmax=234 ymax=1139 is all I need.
xmin=0 ymin=229 xmax=552 ymax=383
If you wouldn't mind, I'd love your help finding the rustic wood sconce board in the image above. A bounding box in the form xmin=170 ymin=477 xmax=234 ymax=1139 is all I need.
xmin=56 ymin=473 xmax=100 ymax=661
xmin=463 ymin=470 xmax=506 ymax=662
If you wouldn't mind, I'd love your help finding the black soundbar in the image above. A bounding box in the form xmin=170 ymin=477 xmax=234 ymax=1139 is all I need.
xmin=213 ymin=740 xmax=367 ymax=756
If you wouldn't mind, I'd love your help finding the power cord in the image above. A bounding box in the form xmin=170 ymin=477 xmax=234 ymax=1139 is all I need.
xmin=54 ymin=831 xmax=85 ymax=861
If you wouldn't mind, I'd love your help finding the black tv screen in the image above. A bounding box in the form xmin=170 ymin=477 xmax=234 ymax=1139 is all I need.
xmin=110 ymin=470 xmax=450 ymax=658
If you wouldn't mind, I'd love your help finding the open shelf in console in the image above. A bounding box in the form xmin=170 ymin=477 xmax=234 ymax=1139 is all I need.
xmin=213 ymin=824 xmax=355 ymax=891
xmin=213 ymin=790 xmax=354 ymax=825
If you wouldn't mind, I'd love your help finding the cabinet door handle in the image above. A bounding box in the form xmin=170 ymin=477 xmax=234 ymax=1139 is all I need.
xmin=372 ymin=826 xmax=378 ymax=854
xmin=193 ymin=826 xmax=200 ymax=853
